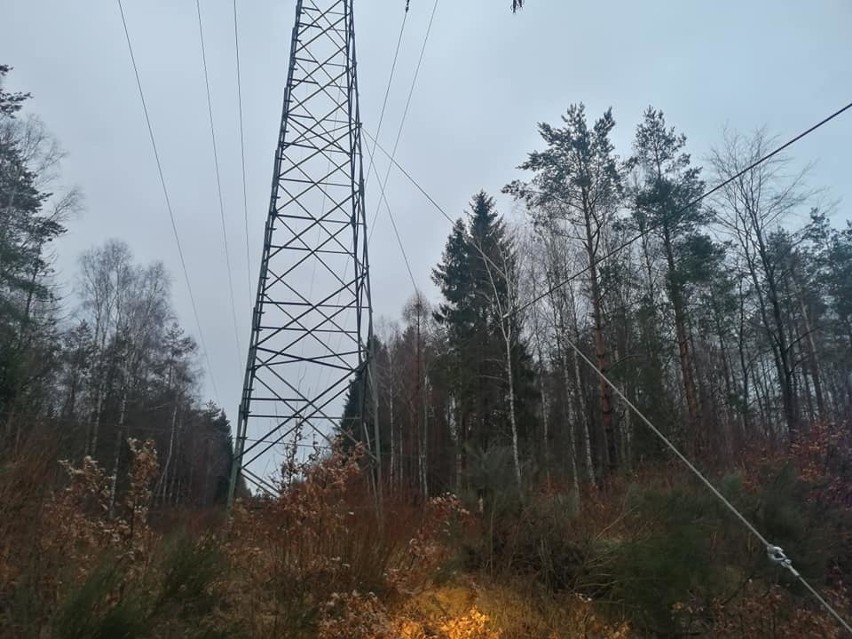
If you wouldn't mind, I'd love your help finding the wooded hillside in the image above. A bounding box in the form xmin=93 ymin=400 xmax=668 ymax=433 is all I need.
xmin=2 ymin=57 xmax=852 ymax=637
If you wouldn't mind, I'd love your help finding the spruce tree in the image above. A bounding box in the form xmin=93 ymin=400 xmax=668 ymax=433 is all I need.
xmin=432 ymin=191 xmax=536 ymax=489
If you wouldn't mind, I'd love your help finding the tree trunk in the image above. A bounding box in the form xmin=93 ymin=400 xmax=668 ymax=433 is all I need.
xmin=388 ymin=361 xmax=396 ymax=492
xmin=736 ymin=281 xmax=752 ymax=435
xmin=108 ymin=360 xmax=130 ymax=518
xmin=571 ymin=339 xmax=594 ymax=483
xmin=584 ymin=216 xmax=617 ymax=473
xmin=712 ymin=298 xmax=738 ymax=455
xmin=503 ymin=327 xmax=522 ymax=494
xmin=415 ymin=313 xmax=428 ymax=497
xmin=746 ymin=228 xmax=798 ymax=439
xmin=793 ymin=278 xmax=825 ymax=420
xmin=157 ymin=399 xmax=179 ymax=503
xmin=450 ymin=396 xmax=462 ymax=494
xmin=89 ymin=383 xmax=104 ymax=457
xmin=662 ymin=229 xmax=701 ymax=454
xmin=539 ymin=358 xmax=550 ymax=481
xmin=421 ymin=371 xmax=429 ymax=498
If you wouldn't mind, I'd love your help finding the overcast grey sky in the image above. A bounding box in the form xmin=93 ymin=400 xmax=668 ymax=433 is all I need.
xmin=4 ymin=0 xmax=851 ymax=424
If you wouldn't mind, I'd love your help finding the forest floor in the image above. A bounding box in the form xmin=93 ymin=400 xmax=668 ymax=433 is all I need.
xmin=379 ymin=579 xmax=630 ymax=638
xmin=1 ymin=429 xmax=850 ymax=638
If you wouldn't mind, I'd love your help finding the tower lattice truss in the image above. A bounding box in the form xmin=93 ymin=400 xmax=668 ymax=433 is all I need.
xmin=232 ymin=0 xmax=372 ymax=496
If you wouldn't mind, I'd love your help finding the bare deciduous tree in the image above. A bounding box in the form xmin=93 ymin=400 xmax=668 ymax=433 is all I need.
xmin=710 ymin=128 xmax=814 ymax=441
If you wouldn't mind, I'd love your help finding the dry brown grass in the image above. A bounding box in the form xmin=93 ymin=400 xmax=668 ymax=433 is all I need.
xmin=2 ymin=427 xmax=849 ymax=638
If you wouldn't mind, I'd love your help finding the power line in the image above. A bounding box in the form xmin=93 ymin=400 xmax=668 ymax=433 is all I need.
xmin=563 ymin=332 xmax=852 ymax=635
xmin=364 ymin=127 xmax=517 ymax=341
xmin=364 ymin=127 xmax=454 ymax=225
xmin=316 ymin=3 xmax=419 ymax=397
xmin=368 ymin=0 xmax=440 ymax=244
xmin=354 ymin=5 xmax=423 ymax=301
xmin=363 ymin=6 xmax=410 ymax=191
xmin=382 ymin=184 xmax=418 ymax=291
xmin=363 ymin=140 xmax=418 ymax=291
xmin=364 ymin=127 xmax=509 ymax=290
xmin=195 ymin=0 xmax=243 ymax=365
xmin=232 ymin=0 xmax=253 ymax=307
xmin=326 ymin=0 xmax=416 ymax=299
xmin=116 ymin=0 xmax=219 ymax=404
xmin=322 ymin=0 xmax=410 ymax=296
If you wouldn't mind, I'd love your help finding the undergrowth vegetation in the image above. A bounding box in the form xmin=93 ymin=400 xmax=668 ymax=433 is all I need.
xmin=1 ymin=424 xmax=850 ymax=638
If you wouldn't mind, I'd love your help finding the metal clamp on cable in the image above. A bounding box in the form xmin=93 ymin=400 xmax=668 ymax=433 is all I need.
xmin=767 ymin=544 xmax=801 ymax=578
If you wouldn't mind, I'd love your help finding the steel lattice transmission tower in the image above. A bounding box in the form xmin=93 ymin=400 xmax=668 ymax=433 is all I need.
xmin=229 ymin=0 xmax=374 ymax=500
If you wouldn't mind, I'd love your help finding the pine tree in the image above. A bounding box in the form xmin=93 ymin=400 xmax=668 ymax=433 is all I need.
xmin=508 ymin=104 xmax=622 ymax=474
xmin=628 ymin=108 xmax=707 ymax=453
